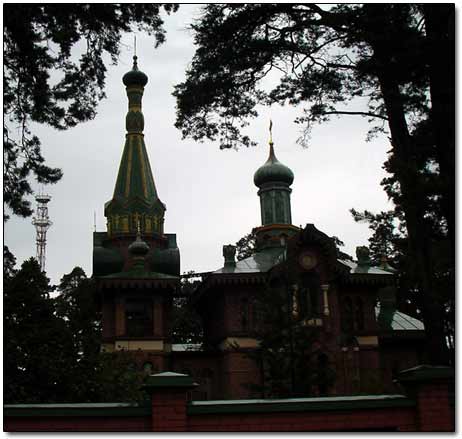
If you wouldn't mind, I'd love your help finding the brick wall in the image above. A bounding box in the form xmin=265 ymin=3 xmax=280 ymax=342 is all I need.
xmin=5 ymin=416 xmax=151 ymax=432
xmin=187 ymin=407 xmax=416 ymax=432
xmin=4 ymin=365 xmax=454 ymax=432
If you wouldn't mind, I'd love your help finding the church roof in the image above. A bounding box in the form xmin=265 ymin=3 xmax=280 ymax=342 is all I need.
xmin=104 ymin=55 xmax=165 ymax=234
xmin=338 ymin=259 xmax=394 ymax=275
xmin=211 ymin=250 xmax=394 ymax=277
xmin=213 ymin=247 xmax=285 ymax=274
xmin=375 ymin=305 xmax=424 ymax=331
xmin=254 ymin=141 xmax=294 ymax=187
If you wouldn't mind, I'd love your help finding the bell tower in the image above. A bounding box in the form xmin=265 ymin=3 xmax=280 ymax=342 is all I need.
xmin=93 ymin=56 xmax=180 ymax=370
xmin=253 ymin=122 xmax=300 ymax=249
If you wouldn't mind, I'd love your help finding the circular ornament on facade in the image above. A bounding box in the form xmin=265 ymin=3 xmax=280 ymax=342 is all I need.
xmin=299 ymin=252 xmax=318 ymax=270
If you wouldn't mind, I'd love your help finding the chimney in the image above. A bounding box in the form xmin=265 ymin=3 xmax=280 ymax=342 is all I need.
xmin=223 ymin=244 xmax=236 ymax=268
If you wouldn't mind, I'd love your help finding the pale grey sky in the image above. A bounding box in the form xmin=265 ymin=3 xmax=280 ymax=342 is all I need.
xmin=4 ymin=5 xmax=394 ymax=285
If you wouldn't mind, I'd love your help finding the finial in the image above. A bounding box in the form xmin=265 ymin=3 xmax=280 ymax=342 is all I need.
xmin=136 ymin=219 xmax=141 ymax=238
xmin=94 ymin=211 xmax=96 ymax=232
xmin=268 ymin=119 xmax=275 ymax=159
xmin=269 ymin=119 xmax=273 ymax=145
xmin=134 ymin=35 xmax=137 ymax=57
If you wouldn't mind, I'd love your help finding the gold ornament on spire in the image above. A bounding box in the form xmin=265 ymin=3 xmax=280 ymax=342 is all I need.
xmin=269 ymin=119 xmax=273 ymax=145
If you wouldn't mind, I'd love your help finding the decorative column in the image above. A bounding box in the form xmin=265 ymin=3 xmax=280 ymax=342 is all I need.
xmin=321 ymin=284 xmax=330 ymax=316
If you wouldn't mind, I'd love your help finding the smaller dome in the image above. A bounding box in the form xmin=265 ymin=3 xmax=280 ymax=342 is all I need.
xmin=128 ymin=233 xmax=150 ymax=258
xmin=254 ymin=143 xmax=294 ymax=187
xmin=123 ymin=56 xmax=148 ymax=87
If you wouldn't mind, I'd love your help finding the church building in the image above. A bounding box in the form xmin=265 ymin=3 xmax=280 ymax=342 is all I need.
xmin=92 ymin=57 xmax=426 ymax=400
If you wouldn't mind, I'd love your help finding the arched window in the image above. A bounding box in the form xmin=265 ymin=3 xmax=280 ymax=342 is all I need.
xmin=342 ymin=296 xmax=354 ymax=332
xmin=355 ymin=297 xmax=365 ymax=331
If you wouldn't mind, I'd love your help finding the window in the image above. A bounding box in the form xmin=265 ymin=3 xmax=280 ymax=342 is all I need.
xmin=125 ymin=298 xmax=153 ymax=337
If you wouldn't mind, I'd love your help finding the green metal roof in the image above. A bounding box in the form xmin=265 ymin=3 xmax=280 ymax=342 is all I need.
xmin=100 ymin=269 xmax=178 ymax=280
xmin=213 ymin=247 xmax=285 ymax=274
xmin=188 ymin=394 xmax=414 ymax=415
xmin=213 ymin=250 xmax=394 ymax=277
xmin=254 ymin=142 xmax=294 ymax=187
xmin=339 ymin=259 xmax=394 ymax=275
xmin=375 ymin=306 xmax=424 ymax=331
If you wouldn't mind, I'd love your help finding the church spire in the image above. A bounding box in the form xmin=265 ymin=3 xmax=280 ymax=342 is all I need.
xmin=254 ymin=121 xmax=294 ymax=226
xmin=104 ymin=55 xmax=165 ymax=236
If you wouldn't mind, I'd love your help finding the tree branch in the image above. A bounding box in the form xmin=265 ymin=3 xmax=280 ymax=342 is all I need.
xmin=321 ymin=110 xmax=388 ymax=121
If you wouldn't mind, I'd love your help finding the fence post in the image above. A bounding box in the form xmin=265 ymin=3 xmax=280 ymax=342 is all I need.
xmin=142 ymin=372 xmax=198 ymax=432
xmin=397 ymin=365 xmax=454 ymax=432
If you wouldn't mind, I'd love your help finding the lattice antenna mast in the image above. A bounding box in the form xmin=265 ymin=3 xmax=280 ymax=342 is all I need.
xmin=32 ymin=193 xmax=53 ymax=271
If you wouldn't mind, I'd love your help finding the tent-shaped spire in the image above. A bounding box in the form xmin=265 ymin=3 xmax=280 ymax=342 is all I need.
xmin=104 ymin=56 xmax=165 ymax=236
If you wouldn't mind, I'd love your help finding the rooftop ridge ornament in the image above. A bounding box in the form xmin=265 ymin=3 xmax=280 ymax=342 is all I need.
xmin=132 ymin=35 xmax=139 ymax=70
xmin=269 ymin=119 xmax=273 ymax=145
xmin=268 ymin=119 xmax=276 ymax=160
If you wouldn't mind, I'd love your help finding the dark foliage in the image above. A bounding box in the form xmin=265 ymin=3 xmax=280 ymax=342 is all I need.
xmin=249 ymin=273 xmax=335 ymax=398
xmin=4 ymin=262 xmax=144 ymax=403
xmin=3 ymin=4 xmax=178 ymax=220
xmin=174 ymin=4 xmax=454 ymax=364
xmin=171 ymin=272 xmax=204 ymax=344
xmin=235 ymin=231 xmax=257 ymax=261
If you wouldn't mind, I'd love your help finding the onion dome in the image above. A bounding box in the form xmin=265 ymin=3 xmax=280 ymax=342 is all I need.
xmin=122 ymin=55 xmax=148 ymax=87
xmin=129 ymin=227 xmax=150 ymax=258
xmin=254 ymin=141 xmax=294 ymax=187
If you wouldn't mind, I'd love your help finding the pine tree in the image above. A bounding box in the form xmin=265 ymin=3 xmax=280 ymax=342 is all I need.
xmin=4 ymin=258 xmax=70 ymax=403
xmin=3 ymin=4 xmax=178 ymax=219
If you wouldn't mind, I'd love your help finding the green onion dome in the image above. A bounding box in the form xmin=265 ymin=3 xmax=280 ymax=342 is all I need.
xmin=128 ymin=231 xmax=150 ymax=258
xmin=122 ymin=56 xmax=148 ymax=87
xmin=254 ymin=142 xmax=294 ymax=187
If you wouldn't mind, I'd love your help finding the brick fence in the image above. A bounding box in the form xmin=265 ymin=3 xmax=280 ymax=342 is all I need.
xmin=4 ymin=365 xmax=454 ymax=432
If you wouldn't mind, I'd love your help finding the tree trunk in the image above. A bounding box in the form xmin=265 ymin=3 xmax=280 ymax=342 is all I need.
xmin=423 ymin=5 xmax=455 ymax=252
xmin=377 ymin=71 xmax=448 ymax=365
xmin=363 ymin=4 xmax=449 ymax=364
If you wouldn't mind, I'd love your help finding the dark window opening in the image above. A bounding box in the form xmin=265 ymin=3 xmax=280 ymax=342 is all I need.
xmin=342 ymin=296 xmax=354 ymax=332
xmin=125 ymin=298 xmax=153 ymax=337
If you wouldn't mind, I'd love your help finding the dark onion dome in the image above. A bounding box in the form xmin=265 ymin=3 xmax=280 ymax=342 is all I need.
xmin=128 ymin=231 xmax=150 ymax=258
xmin=122 ymin=55 xmax=148 ymax=87
xmin=254 ymin=142 xmax=294 ymax=187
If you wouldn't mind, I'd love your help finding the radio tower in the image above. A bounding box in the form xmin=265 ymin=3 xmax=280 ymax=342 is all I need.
xmin=32 ymin=192 xmax=53 ymax=272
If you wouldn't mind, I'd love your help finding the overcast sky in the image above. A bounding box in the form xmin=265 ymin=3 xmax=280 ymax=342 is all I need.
xmin=4 ymin=5 xmax=395 ymax=285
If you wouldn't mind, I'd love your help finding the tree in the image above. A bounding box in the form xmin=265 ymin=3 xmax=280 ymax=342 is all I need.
xmin=173 ymin=4 xmax=454 ymax=364
xmin=3 ymin=4 xmax=178 ymax=220
xmin=172 ymin=272 xmax=204 ymax=345
xmin=53 ymin=267 xmax=145 ymax=403
xmin=235 ymin=231 xmax=257 ymax=261
xmin=4 ymin=258 xmax=70 ymax=403
xmin=249 ymin=263 xmax=335 ymax=398
xmin=5 ymin=262 xmax=145 ymax=403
